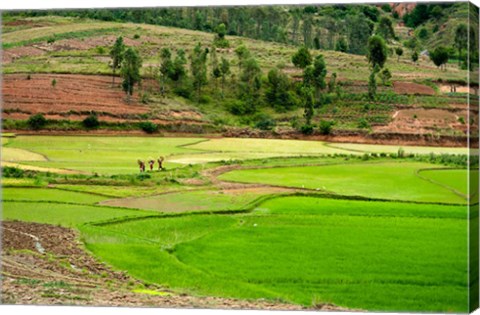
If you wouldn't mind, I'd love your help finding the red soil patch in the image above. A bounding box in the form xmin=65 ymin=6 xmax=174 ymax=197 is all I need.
xmin=393 ymin=81 xmax=435 ymax=95
xmin=3 ymin=46 xmax=45 ymax=64
xmin=374 ymin=108 xmax=469 ymax=134
xmin=2 ymin=74 xmax=148 ymax=116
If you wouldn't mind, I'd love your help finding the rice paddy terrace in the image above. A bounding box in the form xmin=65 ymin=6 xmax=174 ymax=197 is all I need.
xmin=1 ymin=135 xmax=476 ymax=312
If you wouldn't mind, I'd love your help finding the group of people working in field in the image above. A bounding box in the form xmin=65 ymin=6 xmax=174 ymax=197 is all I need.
xmin=137 ymin=156 xmax=164 ymax=172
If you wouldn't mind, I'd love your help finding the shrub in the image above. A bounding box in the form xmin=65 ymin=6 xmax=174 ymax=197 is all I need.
xmin=133 ymin=34 xmax=140 ymax=39
xmin=357 ymin=118 xmax=371 ymax=129
xmin=319 ymin=120 xmax=334 ymax=135
xmin=199 ymin=95 xmax=212 ymax=104
xmin=226 ymin=100 xmax=250 ymax=115
xmin=174 ymin=86 xmax=192 ymax=99
xmin=254 ymin=113 xmax=276 ymax=130
xmin=140 ymin=92 xmax=150 ymax=104
xmin=140 ymin=121 xmax=158 ymax=134
xmin=458 ymin=117 xmax=465 ymax=124
xmin=83 ymin=113 xmax=100 ymax=129
xmin=51 ymin=79 xmax=57 ymax=87
xmin=96 ymin=46 xmax=106 ymax=54
xmin=300 ymin=124 xmax=314 ymax=135
xmin=2 ymin=166 xmax=25 ymax=178
xmin=27 ymin=114 xmax=47 ymax=130
xmin=47 ymin=36 xmax=55 ymax=44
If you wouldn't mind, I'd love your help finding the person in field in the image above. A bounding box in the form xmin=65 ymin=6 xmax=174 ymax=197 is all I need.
xmin=137 ymin=159 xmax=145 ymax=172
xmin=158 ymin=156 xmax=165 ymax=170
xmin=148 ymin=159 xmax=155 ymax=171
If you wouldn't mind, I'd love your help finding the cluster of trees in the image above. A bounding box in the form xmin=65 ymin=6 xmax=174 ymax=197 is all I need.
xmin=10 ymin=4 xmax=402 ymax=56
xmin=109 ymin=37 xmax=142 ymax=101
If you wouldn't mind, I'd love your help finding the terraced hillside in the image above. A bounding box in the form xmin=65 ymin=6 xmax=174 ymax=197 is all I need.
xmin=2 ymin=14 xmax=477 ymax=145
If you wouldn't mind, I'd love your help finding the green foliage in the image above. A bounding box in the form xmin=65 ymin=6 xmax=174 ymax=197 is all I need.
xmin=395 ymin=47 xmax=403 ymax=61
xmin=367 ymin=35 xmax=388 ymax=69
xmin=301 ymin=86 xmax=315 ymax=125
xmin=335 ymin=37 xmax=348 ymax=52
xmin=454 ymin=24 xmax=468 ymax=66
xmin=381 ymin=4 xmax=391 ymax=12
xmin=2 ymin=167 xmax=26 ymax=178
xmin=402 ymin=3 xmax=449 ymax=28
xmin=347 ymin=14 xmax=372 ymax=55
xmin=291 ymin=46 xmax=312 ymax=69
xmin=254 ymin=113 xmax=276 ymax=130
xmin=318 ymin=120 xmax=334 ymax=135
xmin=379 ymin=68 xmax=392 ymax=86
xmin=133 ymin=34 xmax=140 ymax=39
xmin=418 ymin=27 xmax=429 ymax=40
xmin=368 ymin=69 xmax=377 ymax=100
xmin=328 ymin=72 xmax=337 ymax=93
xmin=110 ymin=36 xmax=125 ymax=83
xmin=429 ymin=46 xmax=449 ymax=70
xmin=265 ymin=68 xmax=297 ymax=111
xmin=213 ymin=23 xmax=230 ymax=48
xmin=82 ymin=113 xmax=100 ymax=129
xmin=96 ymin=46 xmax=106 ymax=54
xmin=404 ymin=37 xmax=418 ymax=50
xmin=412 ymin=50 xmax=419 ymax=63
xmin=121 ymin=47 xmax=142 ymax=98
xmin=300 ymin=124 xmax=314 ymax=135
xmin=27 ymin=114 xmax=47 ymax=130
xmin=376 ymin=17 xmax=395 ymax=41
xmin=51 ymin=78 xmax=57 ymax=87
xmin=190 ymin=43 xmax=209 ymax=100
xmin=139 ymin=121 xmax=159 ymax=134
xmin=238 ymin=56 xmax=262 ymax=114
xmin=357 ymin=118 xmax=371 ymax=129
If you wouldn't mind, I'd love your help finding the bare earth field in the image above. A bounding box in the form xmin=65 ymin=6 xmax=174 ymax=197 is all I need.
xmin=3 ymin=74 xmax=145 ymax=116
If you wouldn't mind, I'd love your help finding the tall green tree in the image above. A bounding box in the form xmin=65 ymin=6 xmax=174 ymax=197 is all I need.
xmin=213 ymin=23 xmax=230 ymax=48
xmin=395 ymin=47 xmax=403 ymax=62
xmin=159 ymin=47 xmax=174 ymax=96
xmin=454 ymin=24 xmax=468 ymax=66
xmin=411 ymin=50 xmax=419 ymax=64
xmin=376 ymin=17 xmax=395 ymax=41
xmin=121 ymin=47 xmax=142 ymax=102
xmin=219 ymin=57 xmax=230 ymax=98
xmin=367 ymin=35 xmax=387 ymax=100
xmin=347 ymin=14 xmax=372 ymax=55
xmin=292 ymin=46 xmax=312 ymax=69
xmin=190 ymin=43 xmax=209 ymax=100
xmin=309 ymin=54 xmax=327 ymax=102
xmin=367 ymin=35 xmax=388 ymax=69
xmin=302 ymin=86 xmax=315 ymax=126
xmin=210 ymin=47 xmax=221 ymax=91
xmin=302 ymin=14 xmax=313 ymax=48
xmin=335 ymin=37 xmax=348 ymax=53
xmin=429 ymin=46 xmax=449 ymax=70
xmin=234 ymin=44 xmax=251 ymax=73
xmin=171 ymin=49 xmax=187 ymax=85
xmin=265 ymin=67 xmax=296 ymax=111
xmin=110 ymin=36 xmax=125 ymax=86
xmin=238 ymin=57 xmax=262 ymax=114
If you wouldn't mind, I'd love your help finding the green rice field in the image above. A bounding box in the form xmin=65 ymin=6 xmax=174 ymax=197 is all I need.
xmin=1 ymin=135 xmax=476 ymax=312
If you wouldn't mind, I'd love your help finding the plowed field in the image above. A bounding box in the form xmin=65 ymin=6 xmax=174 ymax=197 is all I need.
xmin=2 ymin=74 xmax=147 ymax=116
